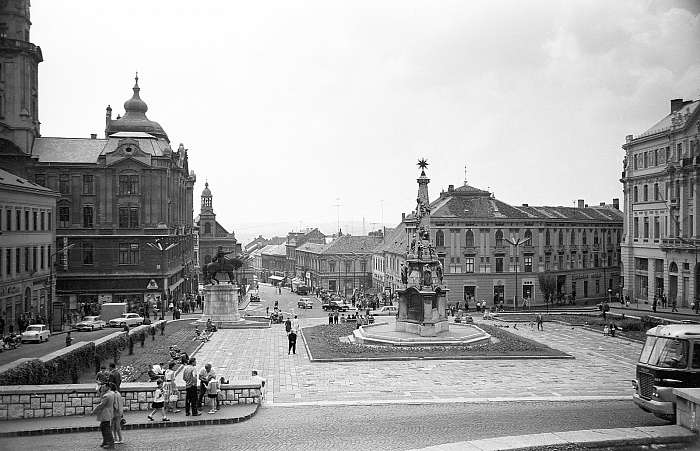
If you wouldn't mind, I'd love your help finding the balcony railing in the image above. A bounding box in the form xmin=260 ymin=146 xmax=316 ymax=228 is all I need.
xmin=659 ymin=238 xmax=699 ymax=250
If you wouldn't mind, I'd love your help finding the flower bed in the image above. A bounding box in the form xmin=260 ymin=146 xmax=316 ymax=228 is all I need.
xmin=302 ymin=323 xmax=570 ymax=360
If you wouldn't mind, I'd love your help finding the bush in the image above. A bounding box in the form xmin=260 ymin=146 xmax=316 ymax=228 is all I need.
xmin=0 ymin=342 xmax=95 ymax=385
xmin=95 ymin=333 xmax=129 ymax=367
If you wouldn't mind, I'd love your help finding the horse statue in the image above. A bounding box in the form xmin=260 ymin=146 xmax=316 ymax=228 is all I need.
xmin=202 ymin=256 xmax=243 ymax=285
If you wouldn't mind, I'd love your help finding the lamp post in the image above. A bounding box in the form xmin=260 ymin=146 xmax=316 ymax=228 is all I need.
xmin=146 ymin=239 xmax=178 ymax=320
xmin=48 ymin=243 xmax=75 ymax=332
xmin=504 ymin=235 xmax=531 ymax=311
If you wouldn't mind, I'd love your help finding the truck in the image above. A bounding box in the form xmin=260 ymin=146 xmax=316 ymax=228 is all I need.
xmin=100 ymin=303 xmax=128 ymax=325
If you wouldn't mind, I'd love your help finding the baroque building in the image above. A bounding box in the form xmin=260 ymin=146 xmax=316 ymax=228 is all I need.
xmin=0 ymin=0 xmax=197 ymax=324
xmin=196 ymin=182 xmax=240 ymax=265
xmin=620 ymin=97 xmax=700 ymax=307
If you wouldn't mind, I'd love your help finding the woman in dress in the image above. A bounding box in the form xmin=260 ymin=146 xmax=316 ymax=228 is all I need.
xmin=163 ymin=361 xmax=180 ymax=414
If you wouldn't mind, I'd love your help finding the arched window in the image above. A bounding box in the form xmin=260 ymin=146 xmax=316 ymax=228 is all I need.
xmin=633 ymin=186 xmax=638 ymax=203
xmin=495 ymin=230 xmax=503 ymax=247
xmin=524 ymin=229 xmax=532 ymax=244
xmin=582 ymin=230 xmax=587 ymax=246
xmin=465 ymin=230 xmax=474 ymax=247
xmin=558 ymin=230 xmax=564 ymax=246
xmin=570 ymin=229 xmax=576 ymax=245
xmin=545 ymin=229 xmax=551 ymax=246
xmin=204 ymin=223 xmax=212 ymax=234
xmin=669 ymin=262 xmax=678 ymax=273
xmin=617 ymin=231 xmax=621 ymax=243
xmin=435 ymin=230 xmax=444 ymax=247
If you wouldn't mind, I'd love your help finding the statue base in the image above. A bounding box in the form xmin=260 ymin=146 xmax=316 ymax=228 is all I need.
xmin=198 ymin=284 xmax=269 ymax=329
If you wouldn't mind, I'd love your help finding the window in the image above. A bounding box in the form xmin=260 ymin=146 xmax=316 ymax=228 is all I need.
xmin=654 ymin=183 xmax=659 ymax=200
xmin=495 ymin=256 xmax=504 ymax=273
xmin=654 ymin=216 xmax=660 ymax=239
xmin=59 ymin=174 xmax=70 ymax=194
xmin=360 ymin=260 xmax=366 ymax=273
xmin=634 ymin=217 xmax=639 ymax=238
xmin=40 ymin=246 xmax=44 ymax=269
xmin=82 ymin=206 xmax=94 ymax=228
xmin=118 ymin=243 xmax=139 ymax=265
xmin=82 ymin=243 xmax=94 ymax=265
xmin=6 ymin=249 xmax=10 ymax=275
xmin=643 ymin=185 xmax=648 ymax=201
xmin=634 ymin=155 xmax=638 ymax=170
xmin=644 ymin=152 xmax=648 ymax=167
xmin=666 ymin=146 xmax=671 ymax=161
xmin=16 ymin=210 xmax=20 ymax=231
xmin=58 ymin=206 xmax=70 ymax=228
xmin=435 ymin=230 xmax=444 ymax=247
xmin=24 ymin=247 xmax=29 ymax=271
xmin=593 ymin=231 xmax=599 ymax=246
xmin=545 ymin=254 xmax=551 ymax=270
xmin=633 ymin=186 xmax=638 ymax=202
xmin=654 ymin=149 xmax=658 ymax=166
xmin=24 ymin=210 xmax=29 ymax=230
xmin=465 ymin=257 xmax=474 ymax=273
xmin=594 ymin=253 xmax=599 ymax=267
xmin=558 ymin=230 xmax=563 ymax=246
xmin=32 ymin=247 xmax=37 ymax=272
xmin=345 ymin=261 xmax=352 ymax=272
xmin=329 ymin=261 xmax=335 ymax=273
xmin=570 ymin=230 xmax=575 ymax=245
xmin=582 ymin=231 xmax=587 ymax=246
xmin=35 ymin=173 xmax=46 ymax=187
xmin=118 ymin=175 xmax=139 ymax=195
xmin=48 ymin=212 xmax=52 ymax=230
xmin=40 ymin=212 xmax=45 ymax=230
xmin=33 ymin=211 xmax=37 ymax=231
xmin=545 ymin=229 xmax=551 ymax=246
xmin=118 ymin=207 xmax=139 ymax=228
xmin=204 ymin=223 xmax=211 ymax=234
xmin=15 ymin=248 xmax=20 ymax=273
xmin=5 ymin=209 xmax=10 ymax=231
xmin=524 ymin=229 xmax=532 ymax=245
xmin=524 ymin=256 xmax=532 ymax=272
xmin=465 ymin=230 xmax=474 ymax=247
xmin=82 ymin=175 xmax=94 ymax=194
xmin=449 ymin=258 xmax=462 ymax=273
xmin=644 ymin=217 xmax=649 ymax=238
xmin=495 ymin=230 xmax=503 ymax=247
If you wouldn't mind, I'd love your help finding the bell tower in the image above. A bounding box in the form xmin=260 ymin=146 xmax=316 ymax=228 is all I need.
xmin=0 ymin=0 xmax=43 ymax=155
xmin=199 ymin=182 xmax=216 ymax=237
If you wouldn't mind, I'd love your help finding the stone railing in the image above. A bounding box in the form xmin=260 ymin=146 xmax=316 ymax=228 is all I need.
xmin=0 ymin=380 xmax=262 ymax=420
xmin=674 ymin=388 xmax=700 ymax=431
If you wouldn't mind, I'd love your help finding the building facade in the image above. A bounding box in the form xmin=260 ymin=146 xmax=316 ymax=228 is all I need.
xmin=405 ymin=173 xmax=623 ymax=307
xmin=620 ymin=97 xmax=700 ymax=307
xmin=286 ymin=228 xmax=326 ymax=277
xmin=372 ymin=224 xmax=407 ymax=298
xmin=196 ymin=182 xmax=241 ymax=265
xmin=260 ymin=243 xmax=288 ymax=284
xmin=0 ymin=168 xmax=58 ymax=332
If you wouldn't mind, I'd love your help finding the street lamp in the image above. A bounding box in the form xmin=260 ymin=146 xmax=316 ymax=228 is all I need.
xmin=504 ymin=235 xmax=531 ymax=311
xmin=146 ymin=239 xmax=178 ymax=320
xmin=48 ymin=243 xmax=75 ymax=332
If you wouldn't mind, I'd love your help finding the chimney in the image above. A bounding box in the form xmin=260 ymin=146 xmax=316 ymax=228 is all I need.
xmin=613 ymin=198 xmax=620 ymax=210
xmin=625 ymin=134 xmax=633 ymax=143
xmin=90 ymin=133 xmax=97 ymax=139
xmin=599 ymin=202 xmax=605 ymax=206
xmin=577 ymin=199 xmax=585 ymax=208
xmin=401 ymin=212 xmax=405 ymax=221
xmin=448 ymin=184 xmax=454 ymax=192
xmin=522 ymin=203 xmax=528 ymax=207
xmin=671 ymin=98 xmax=685 ymax=113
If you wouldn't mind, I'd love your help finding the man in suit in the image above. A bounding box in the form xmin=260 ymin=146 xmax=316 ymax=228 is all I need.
xmin=92 ymin=382 xmax=116 ymax=449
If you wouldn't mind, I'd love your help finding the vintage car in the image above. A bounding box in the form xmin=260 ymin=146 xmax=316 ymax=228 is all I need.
xmin=297 ymin=297 xmax=314 ymax=309
xmin=296 ymin=286 xmax=311 ymax=295
xmin=21 ymin=324 xmax=50 ymax=343
xmin=250 ymin=290 xmax=261 ymax=302
xmin=75 ymin=315 xmax=107 ymax=331
xmin=108 ymin=313 xmax=144 ymax=328
xmin=370 ymin=305 xmax=398 ymax=316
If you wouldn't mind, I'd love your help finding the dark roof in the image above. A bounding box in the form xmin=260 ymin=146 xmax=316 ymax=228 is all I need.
xmin=376 ymin=224 xmax=407 ymax=254
xmin=322 ymin=235 xmax=382 ymax=255
xmin=0 ymin=168 xmax=57 ymax=194
xmin=639 ymin=100 xmax=699 ymax=138
xmin=32 ymin=137 xmax=107 ymax=163
xmin=296 ymin=242 xmax=328 ymax=254
xmin=261 ymin=243 xmax=287 ymax=257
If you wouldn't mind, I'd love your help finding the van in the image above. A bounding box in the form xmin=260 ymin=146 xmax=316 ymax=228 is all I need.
xmin=633 ymin=324 xmax=700 ymax=422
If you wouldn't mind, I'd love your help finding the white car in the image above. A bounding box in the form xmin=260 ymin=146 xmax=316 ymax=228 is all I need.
xmin=370 ymin=305 xmax=399 ymax=316
xmin=297 ymin=297 xmax=313 ymax=309
xmin=108 ymin=313 xmax=144 ymax=328
xmin=21 ymin=324 xmax=50 ymax=343
xmin=75 ymin=316 xmax=107 ymax=331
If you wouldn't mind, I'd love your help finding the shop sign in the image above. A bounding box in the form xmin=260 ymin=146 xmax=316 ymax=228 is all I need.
xmin=98 ymin=294 xmax=112 ymax=304
xmin=147 ymin=279 xmax=159 ymax=290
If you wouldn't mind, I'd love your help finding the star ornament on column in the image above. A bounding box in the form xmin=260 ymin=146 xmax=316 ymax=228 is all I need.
xmin=417 ymin=158 xmax=429 ymax=175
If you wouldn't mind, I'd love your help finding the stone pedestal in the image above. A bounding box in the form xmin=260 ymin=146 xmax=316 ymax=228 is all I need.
xmin=198 ymin=284 xmax=242 ymax=327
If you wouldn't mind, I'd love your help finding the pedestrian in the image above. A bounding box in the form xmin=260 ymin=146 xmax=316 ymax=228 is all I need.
xmin=198 ymin=363 xmax=215 ymax=407
xmin=96 ymin=365 xmax=110 ymax=391
xmin=206 ymin=373 xmax=219 ymax=414
xmin=65 ymin=331 xmax=73 ymax=347
xmin=333 ymin=311 xmax=339 ymax=324
xmin=266 ymin=306 xmax=269 ymax=316
xmin=108 ymin=362 xmax=121 ymax=392
xmin=536 ymin=313 xmax=544 ymax=331
xmin=147 ymin=380 xmax=170 ymax=422
xmin=291 ymin=315 xmax=300 ymax=334
xmin=672 ymin=298 xmax=678 ymax=313
xmin=652 ymin=297 xmax=657 ymax=313
xmin=111 ymin=382 xmax=124 ymax=445
xmin=0 ymin=316 xmax=4 ymax=336
xmin=164 ymin=361 xmax=180 ymax=414
xmin=92 ymin=382 xmax=115 ymax=449
xmin=251 ymin=369 xmax=267 ymax=402
xmin=288 ymin=329 xmax=297 ymax=355
xmin=183 ymin=357 xmax=200 ymax=416
xmin=328 ymin=312 xmax=333 ymax=325
xmin=285 ymin=317 xmax=292 ymax=334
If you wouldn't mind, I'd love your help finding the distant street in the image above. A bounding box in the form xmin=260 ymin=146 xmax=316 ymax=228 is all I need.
xmin=1 ymin=400 xmax=668 ymax=451
xmin=245 ymin=284 xmax=332 ymax=320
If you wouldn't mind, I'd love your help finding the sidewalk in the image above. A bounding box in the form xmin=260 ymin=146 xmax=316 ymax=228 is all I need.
xmin=0 ymin=402 xmax=258 ymax=437
xmin=415 ymin=425 xmax=696 ymax=450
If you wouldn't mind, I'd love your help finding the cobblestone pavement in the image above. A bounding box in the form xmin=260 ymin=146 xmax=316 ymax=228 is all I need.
xmin=184 ymin=310 xmax=642 ymax=405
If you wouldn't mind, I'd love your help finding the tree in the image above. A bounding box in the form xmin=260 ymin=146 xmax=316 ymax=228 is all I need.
xmin=537 ymin=272 xmax=558 ymax=306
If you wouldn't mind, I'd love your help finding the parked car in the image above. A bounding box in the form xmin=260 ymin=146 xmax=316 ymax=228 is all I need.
xmin=75 ymin=316 xmax=107 ymax=331
xmin=297 ymin=297 xmax=313 ymax=309
xmin=323 ymin=299 xmax=350 ymax=312
xmin=108 ymin=313 xmax=144 ymax=328
xmin=21 ymin=324 xmax=50 ymax=343
xmin=370 ymin=305 xmax=398 ymax=316
xmin=250 ymin=290 xmax=261 ymax=302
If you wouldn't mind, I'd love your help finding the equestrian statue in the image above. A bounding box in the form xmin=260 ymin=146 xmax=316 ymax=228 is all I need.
xmin=202 ymin=247 xmax=243 ymax=285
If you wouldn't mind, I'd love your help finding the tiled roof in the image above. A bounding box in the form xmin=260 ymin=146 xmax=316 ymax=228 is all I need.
xmin=296 ymin=242 xmax=328 ymax=254
xmin=100 ymin=136 xmax=172 ymax=157
xmin=261 ymin=243 xmax=287 ymax=257
xmin=0 ymin=168 xmax=56 ymax=194
xmin=640 ymin=100 xmax=699 ymax=137
xmin=321 ymin=235 xmax=382 ymax=255
xmin=376 ymin=224 xmax=407 ymax=255
xmin=32 ymin=137 xmax=107 ymax=163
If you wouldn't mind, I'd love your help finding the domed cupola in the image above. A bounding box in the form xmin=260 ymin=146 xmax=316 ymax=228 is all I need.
xmin=201 ymin=182 xmax=213 ymax=213
xmin=106 ymin=73 xmax=169 ymax=141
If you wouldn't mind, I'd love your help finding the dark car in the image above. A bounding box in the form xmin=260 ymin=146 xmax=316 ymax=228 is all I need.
xmin=297 ymin=286 xmax=311 ymax=295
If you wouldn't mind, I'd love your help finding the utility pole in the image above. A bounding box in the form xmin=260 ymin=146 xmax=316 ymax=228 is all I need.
xmin=334 ymin=198 xmax=342 ymax=235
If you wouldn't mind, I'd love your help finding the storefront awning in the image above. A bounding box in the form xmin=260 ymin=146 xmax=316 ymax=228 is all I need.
xmin=269 ymin=275 xmax=285 ymax=282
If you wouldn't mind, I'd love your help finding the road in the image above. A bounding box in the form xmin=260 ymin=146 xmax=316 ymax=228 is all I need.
xmin=0 ymin=327 xmax=116 ymax=366
xmin=246 ymin=284 xmax=332 ymax=320
xmin=1 ymin=400 xmax=670 ymax=451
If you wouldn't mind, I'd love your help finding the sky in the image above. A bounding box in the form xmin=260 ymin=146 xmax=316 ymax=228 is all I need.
xmin=32 ymin=0 xmax=700 ymax=244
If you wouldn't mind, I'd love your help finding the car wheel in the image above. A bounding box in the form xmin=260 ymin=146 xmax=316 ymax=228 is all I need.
xmin=46 ymin=336 xmax=49 ymax=342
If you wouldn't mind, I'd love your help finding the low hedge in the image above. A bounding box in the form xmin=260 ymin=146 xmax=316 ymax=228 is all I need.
xmin=0 ymin=342 xmax=96 ymax=385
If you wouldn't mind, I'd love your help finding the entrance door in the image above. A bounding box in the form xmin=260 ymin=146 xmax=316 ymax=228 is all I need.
xmin=493 ymin=285 xmax=504 ymax=306
xmin=670 ymin=275 xmax=678 ymax=303
xmin=522 ymin=284 xmax=533 ymax=302
xmin=328 ymin=280 xmax=337 ymax=292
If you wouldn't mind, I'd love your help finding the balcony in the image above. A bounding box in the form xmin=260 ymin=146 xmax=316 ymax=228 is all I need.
xmin=0 ymin=37 xmax=42 ymax=60
xmin=659 ymin=238 xmax=699 ymax=251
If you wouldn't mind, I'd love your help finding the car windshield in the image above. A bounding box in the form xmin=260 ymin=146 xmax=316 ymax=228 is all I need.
xmin=639 ymin=336 xmax=689 ymax=369
xmin=84 ymin=316 xmax=98 ymax=321
xmin=26 ymin=326 xmax=42 ymax=332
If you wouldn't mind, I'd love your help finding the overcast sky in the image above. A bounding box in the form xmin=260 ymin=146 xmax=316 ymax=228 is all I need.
xmin=32 ymin=0 xmax=700 ymax=243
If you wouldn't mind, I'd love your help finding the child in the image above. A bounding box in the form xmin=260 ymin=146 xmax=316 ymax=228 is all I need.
xmin=251 ymin=370 xmax=267 ymax=402
xmin=111 ymin=382 xmax=125 ymax=444
xmin=147 ymin=380 xmax=170 ymax=422
xmin=207 ymin=376 xmax=220 ymax=414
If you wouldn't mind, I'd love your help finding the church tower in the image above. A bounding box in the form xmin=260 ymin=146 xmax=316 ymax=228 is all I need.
xmin=0 ymin=0 xmax=42 ymax=155
xmin=200 ymin=182 xmax=216 ymax=237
